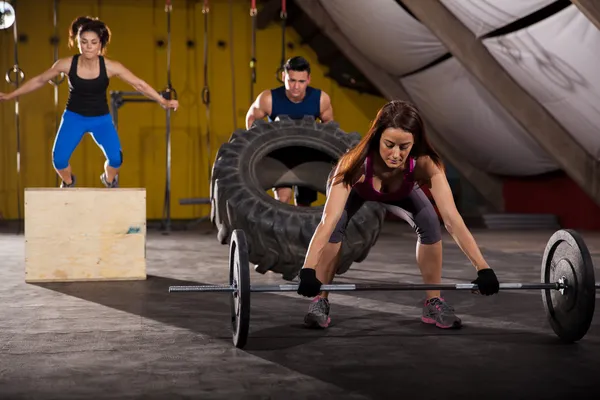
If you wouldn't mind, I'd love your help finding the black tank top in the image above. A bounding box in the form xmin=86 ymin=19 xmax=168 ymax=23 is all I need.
xmin=65 ymin=54 xmax=110 ymax=116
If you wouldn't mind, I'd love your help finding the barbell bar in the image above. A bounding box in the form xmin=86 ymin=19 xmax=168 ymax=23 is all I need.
xmin=170 ymin=281 xmax=578 ymax=293
xmin=169 ymin=228 xmax=597 ymax=349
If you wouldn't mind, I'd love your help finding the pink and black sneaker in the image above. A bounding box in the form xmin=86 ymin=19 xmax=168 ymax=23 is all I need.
xmin=304 ymin=296 xmax=331 ymax=329
xmin=421 ymin=297 xmax=462 ymax=329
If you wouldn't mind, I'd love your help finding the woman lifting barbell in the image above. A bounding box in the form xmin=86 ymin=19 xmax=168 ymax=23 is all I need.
xmin=297 ymin=100 xmax=500 ymax=329
xmin=0 ymin=16 xmax=178 ymax=188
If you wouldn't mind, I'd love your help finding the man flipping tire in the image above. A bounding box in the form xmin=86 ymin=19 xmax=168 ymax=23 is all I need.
xmin=245 ymin=56 xmax=334 ymax=207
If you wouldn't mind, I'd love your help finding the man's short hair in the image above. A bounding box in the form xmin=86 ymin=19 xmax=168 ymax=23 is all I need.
xmin=284 ymin=56 xmax=311 ymax=74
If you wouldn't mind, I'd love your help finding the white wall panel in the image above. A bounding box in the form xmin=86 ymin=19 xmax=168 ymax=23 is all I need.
xmin=319 ymin=0 xmax=447 ymax=76
xmin=400 ymin=57 xmax=558 ymax=176
xmin=483 ymin=5 xmax=600 ymax=160
xmin=441 ymin=0 xmax=557 ymax=37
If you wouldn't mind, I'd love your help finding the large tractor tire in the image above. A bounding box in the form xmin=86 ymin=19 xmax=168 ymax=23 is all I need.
xmin=210 ymin=115 xmax=386 ymax=281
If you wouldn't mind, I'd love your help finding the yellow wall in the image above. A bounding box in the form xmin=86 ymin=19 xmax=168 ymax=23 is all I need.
xmin=0 ymin=0 xmax=386 ymax=220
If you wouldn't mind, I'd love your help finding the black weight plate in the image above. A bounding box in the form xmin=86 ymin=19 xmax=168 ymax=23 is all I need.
xmin=229 ymin=229 xmax=251 ymax=348
xmin=541 ymin=229 xmax=596 ymax=342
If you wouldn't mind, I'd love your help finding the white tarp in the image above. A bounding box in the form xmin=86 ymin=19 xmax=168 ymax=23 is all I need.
xmin=400 ymin=57 xmax=558 ymax=176
xmin=318 ymin=0 xmax=447 ymax=76
xmin=440 ymin=0 xmax=557 ymax=37
xmin=483 ymin=5 xmax=600 ymax=160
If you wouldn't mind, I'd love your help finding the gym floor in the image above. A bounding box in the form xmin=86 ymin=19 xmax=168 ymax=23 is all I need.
xmin=1 ymin=221 xmax=599 ymax=399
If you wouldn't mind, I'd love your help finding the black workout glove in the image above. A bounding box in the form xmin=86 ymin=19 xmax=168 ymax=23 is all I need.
xmin=297 ymin=268 xmax=322 ymax=298
xmin=471 ymin=268 xmax=500 ymax=296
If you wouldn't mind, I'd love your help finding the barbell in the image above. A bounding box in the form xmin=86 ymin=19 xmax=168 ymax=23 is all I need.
xmin=168 ymin=228 xmax=597 ymax=349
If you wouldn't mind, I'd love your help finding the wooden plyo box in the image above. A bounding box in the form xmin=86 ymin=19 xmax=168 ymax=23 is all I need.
xmin=24 ymin=188 xmax=147 ymax=282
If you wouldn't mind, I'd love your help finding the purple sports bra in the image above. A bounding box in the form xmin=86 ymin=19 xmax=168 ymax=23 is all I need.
xmin=352 ymin=152 xmax=416 ymax=202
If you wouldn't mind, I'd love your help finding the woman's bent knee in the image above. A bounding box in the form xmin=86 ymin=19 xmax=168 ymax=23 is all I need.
xmin=418 ymin=236 xmax=442 ymax=245
xmin=107 ymin=150 xmax=123 ymax=169
xmin=107 ymin=159 xmax=122 ymax=169
xmin=408 ymin=189 xmax=443 ymax=245
xmin=417 ymin=220 xmax=442 ymax=245
xmin=52 ymin=154 xmax=69 ymax=170
xmin=329 ymin=231 xmax=343 ymax=243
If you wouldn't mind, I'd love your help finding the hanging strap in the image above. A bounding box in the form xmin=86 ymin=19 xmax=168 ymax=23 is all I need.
xmin=12 ymin=0 xmax=22 ymax=230
xmin=1 ymin=0 xmax=25 ymax=229
xmin=229 ymin=0 xmax=237 ymax=130
xmin=48 ymin=0 xmax=65 ymax=87
xmin=162 ymin=0 xmax=174 ymax=233
xmin=202 ymin=0 xmax=212 ymax=180
xmin=50 ymin=0 xmax=65 ymax=187
xmin=164 ymin=0 xmax=174 ymax=100
xmin=276 ymin=0 xmax=286 ymax=84
xmin=202 ymin=0 xmax=210 ymax=108
xmin=250 ymin=0 xmax=257 ymax=103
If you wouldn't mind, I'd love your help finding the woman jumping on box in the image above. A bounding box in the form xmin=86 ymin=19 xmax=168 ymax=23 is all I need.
xmin=0 ymin=16 xmax=178 ymax=188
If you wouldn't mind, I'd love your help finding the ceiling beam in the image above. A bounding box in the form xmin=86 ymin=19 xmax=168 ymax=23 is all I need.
xmin=571 ymin=0 xmax=600 ymax=31
xmin=293 ymin=0 xmax=505 ymax=212
xmin=399 ymin=0 xmax=600 ymax=206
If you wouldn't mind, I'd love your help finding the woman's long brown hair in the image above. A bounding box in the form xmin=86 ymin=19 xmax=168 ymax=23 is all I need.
xmin=330 ymin=100 xmax=443 ymax=187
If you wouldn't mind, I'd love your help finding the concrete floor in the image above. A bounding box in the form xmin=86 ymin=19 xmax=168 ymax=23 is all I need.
xmin=1 ymin=221 xmax=600 ymax=399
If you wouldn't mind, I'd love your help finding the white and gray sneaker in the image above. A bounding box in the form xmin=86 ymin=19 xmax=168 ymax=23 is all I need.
xmin=100 ymin=172 xmax=119 ymax=188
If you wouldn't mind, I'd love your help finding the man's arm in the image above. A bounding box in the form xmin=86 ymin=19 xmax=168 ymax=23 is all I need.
xmin=245 ymin=90 xmax=272 ymax=129
xmin=319 ymin=91 xmax=334 ymax=122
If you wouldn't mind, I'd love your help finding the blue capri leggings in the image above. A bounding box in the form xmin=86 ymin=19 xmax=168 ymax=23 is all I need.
xmin=52 ymin=110 xmax=123 ymax=170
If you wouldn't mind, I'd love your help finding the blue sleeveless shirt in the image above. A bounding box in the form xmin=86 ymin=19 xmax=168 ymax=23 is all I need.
xmin=268 ymin=86 xmax=321 ymax=121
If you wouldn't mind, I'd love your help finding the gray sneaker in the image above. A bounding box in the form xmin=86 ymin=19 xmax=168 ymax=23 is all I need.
xmin=421 ymin=297 xmax=462 ymax=329
xmin=100 ymin=172 xmax=119 ymax=188
xmin=304 ymin=296 xmax=331 ymax=328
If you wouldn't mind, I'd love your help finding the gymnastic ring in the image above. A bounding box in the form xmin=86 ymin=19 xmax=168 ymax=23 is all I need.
xmin=275 ymin=67 xmax=284 ymax=84
xmin=48 ymin=73 xmax=66 ymax=87
xmin=202 ymin=86 xmax=210 ymax=105
xmin=5 ymin=65 xmax=25 ymax=86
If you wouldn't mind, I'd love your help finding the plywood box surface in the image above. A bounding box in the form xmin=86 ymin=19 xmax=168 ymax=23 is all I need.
xmin=24 ymin=188 xmax=147 ymax=282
